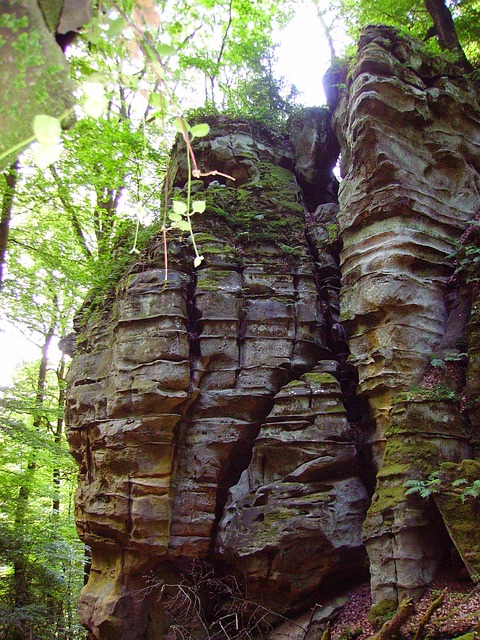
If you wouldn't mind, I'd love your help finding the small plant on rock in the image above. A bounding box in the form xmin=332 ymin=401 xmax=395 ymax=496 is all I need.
xmin=404 ymin=472 xmax=442 ymax=499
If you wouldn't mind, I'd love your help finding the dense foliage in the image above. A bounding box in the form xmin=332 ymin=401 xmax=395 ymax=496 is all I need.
xmin=0 ymin=0 xmax=478 ymax=637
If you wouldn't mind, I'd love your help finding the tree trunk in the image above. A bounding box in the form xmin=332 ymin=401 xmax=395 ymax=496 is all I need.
xmin=9 ymin=319 xmax=57 ymax=631
xmin=0 ymin=162 xmax=19 ymax=287
xmin=50 ymin=166 xmax=93 ymax=259
xmin=53 ymin=356 xmax=66 ymax=515
xmin=423 ymin=0 xmax=473 ymax=72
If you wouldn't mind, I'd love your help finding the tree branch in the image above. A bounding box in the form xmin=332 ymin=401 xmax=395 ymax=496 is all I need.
xmin=423 ymin=0 xmax=473 ymax=72
xmin=49 ymin=166 xmax=93 ymax=259
xmin=370 ymin=598 xmax=415 ymax=640
xmin=413 ymin=588 xmax=446 ymax=640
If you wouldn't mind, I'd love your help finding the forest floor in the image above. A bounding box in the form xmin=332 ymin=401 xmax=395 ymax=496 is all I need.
xmin=329 ymin=563 xmax=480 ymax=640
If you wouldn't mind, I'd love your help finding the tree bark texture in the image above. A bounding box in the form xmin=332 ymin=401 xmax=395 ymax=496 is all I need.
xmin=423 ymin=0 xmax=473 ymax=72
xmin=0 ymin=162 xmax=19 ymax=287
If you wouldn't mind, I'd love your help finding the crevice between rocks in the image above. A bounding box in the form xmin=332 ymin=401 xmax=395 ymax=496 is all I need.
xmin=297 ymin=145 xmax=375 ymax=497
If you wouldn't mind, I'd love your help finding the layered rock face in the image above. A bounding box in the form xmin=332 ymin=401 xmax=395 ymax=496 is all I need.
xmin=332 ymin=26 xmax=480 ymax=605
xmin=216 ymin=367 xmax=369 ymax=610
xmin=65 ymin=26 xmax=480 ymax=640
xmin=66 ymin=118 xmax=368 ymax=638
xmin=332 ymin=26 xmax=480 ymax=457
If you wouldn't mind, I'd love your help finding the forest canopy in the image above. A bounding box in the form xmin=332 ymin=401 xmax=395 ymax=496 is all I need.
xmin=0 ymin=0 xmax=478 ymax=638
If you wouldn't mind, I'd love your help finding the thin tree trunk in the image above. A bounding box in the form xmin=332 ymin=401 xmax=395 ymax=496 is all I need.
xmin=423 ymin=0 xmax=473 ymax=72
xmin=94 ymin=185 xmax=123 ymax=254
xmin=53 ymin=356 xmax=66 ymax=515
xmin=49 ymin=166 xmax=93 ymax=259
xmin=0 ymin=162 xmax=19 ymax=287
xmin=10 ymin=317 xmax=57 ymax=618
xmin=312 ymin=1 xmax=336 ymax=61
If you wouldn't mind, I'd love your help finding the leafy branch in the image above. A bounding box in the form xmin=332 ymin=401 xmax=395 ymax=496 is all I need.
xmin=405 ymin=472 xmax=480 ymax=504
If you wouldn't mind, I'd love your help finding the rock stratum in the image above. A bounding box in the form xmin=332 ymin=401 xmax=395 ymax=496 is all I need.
xmin=65 ymin=26 xmax=480 ymax=640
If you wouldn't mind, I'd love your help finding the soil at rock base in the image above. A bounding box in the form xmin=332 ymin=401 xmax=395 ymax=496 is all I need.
xmin=330 ymin=565 xmax=480 ymax=640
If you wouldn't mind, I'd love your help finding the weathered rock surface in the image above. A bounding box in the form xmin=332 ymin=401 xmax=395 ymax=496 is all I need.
xmin=433 ymin=459 xmax=480 ymax=582
xmin=332 ymin=25 xmax=480 ymax=606
xmin=216 ymin=367 xmax=369 ymax=610
xmin=332 ymin=25 xmax=480 ymax=461
xmin=363 ymin=399 xmax=472 ymax=604
xmin=66 ymin=119 xmax=370 ymax=638
xmin=65 ymin=26 xmax=480 ymax=640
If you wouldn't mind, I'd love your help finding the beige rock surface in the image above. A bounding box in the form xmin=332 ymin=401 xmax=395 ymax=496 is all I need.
xmin=66 ymin=120 xmax=365 ymax=638
xmin=332 ymin=25 xmax=480 ymax=464
xmin=332 ymin=25 xmax=480 ymax=606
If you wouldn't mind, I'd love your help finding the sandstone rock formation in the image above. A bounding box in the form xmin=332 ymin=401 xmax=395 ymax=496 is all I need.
xmin=216 ymin=367 xmax=369 ymax=610
xmin=332 ymin=25 xmax=480 ymax=607
xmin=65 ymin=26 xmax=480 ymax=640
xmin=66 ymin=118 xmax=369 ymax=638
xmin=332 ymin=25 xmax=480 ymax=461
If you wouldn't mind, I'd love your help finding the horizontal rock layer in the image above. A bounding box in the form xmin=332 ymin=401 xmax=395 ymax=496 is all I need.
xmin=332 ymin=25 xmax=480 ymax=460
xmin=216 ymin=367 xmax=369 ymax=610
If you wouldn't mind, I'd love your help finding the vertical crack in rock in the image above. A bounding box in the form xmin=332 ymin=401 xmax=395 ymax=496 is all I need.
xmin=304 ymin=199 xmax=376 ymax=495
xmin=288 ymin=105 xmax=374 ymax=499
xmin=214 ymin=111 xmax=370 ymax=614
xmin=167 ymin=120 xmax=316 ymax=563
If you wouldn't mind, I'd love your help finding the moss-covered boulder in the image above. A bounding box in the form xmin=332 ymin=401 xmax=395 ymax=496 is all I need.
xmin=363 ymin=399 xmax=472 ymax=605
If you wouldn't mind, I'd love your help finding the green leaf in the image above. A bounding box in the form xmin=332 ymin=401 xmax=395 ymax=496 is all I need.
xmin=86 ymin=71 xmax=108 ymax=84
xmin=121 ymin=74 xmax=139 ymax=90
xmin=191 ymin=200 xmax=206 ymax=213
xmin=149 ymin=93 xmax=167 ymax=119
xmin=172 ymin=200 xmax=188 ymax=215
xmin=33 ymin=115 xmax=61 ymax=147
xmin=84 ymin=16 xmax=103 ymax=44
xmin=107 ymin=17 xmax=126 ymax=38
xmin=149 ymin=93 xmax=167 ymax=109
xmin=194 ymin=255 xmax=204 ymax=268
xmin=172 ymin=220 xmax=190 ymax=232
xmin=83 ymin=82 xmax=107 ymax=118
xmin=32 ymin=143 xmax=62 ymax=169
xmin=156 ymin=43 xmax=176 ymax=57
xmin=173 ymin=118 xmax=191 ymax=134
xmin=190 ymin=123 xmax=210 ymax=139
xmin=168 ymin=211 xmax=183 ymax=222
